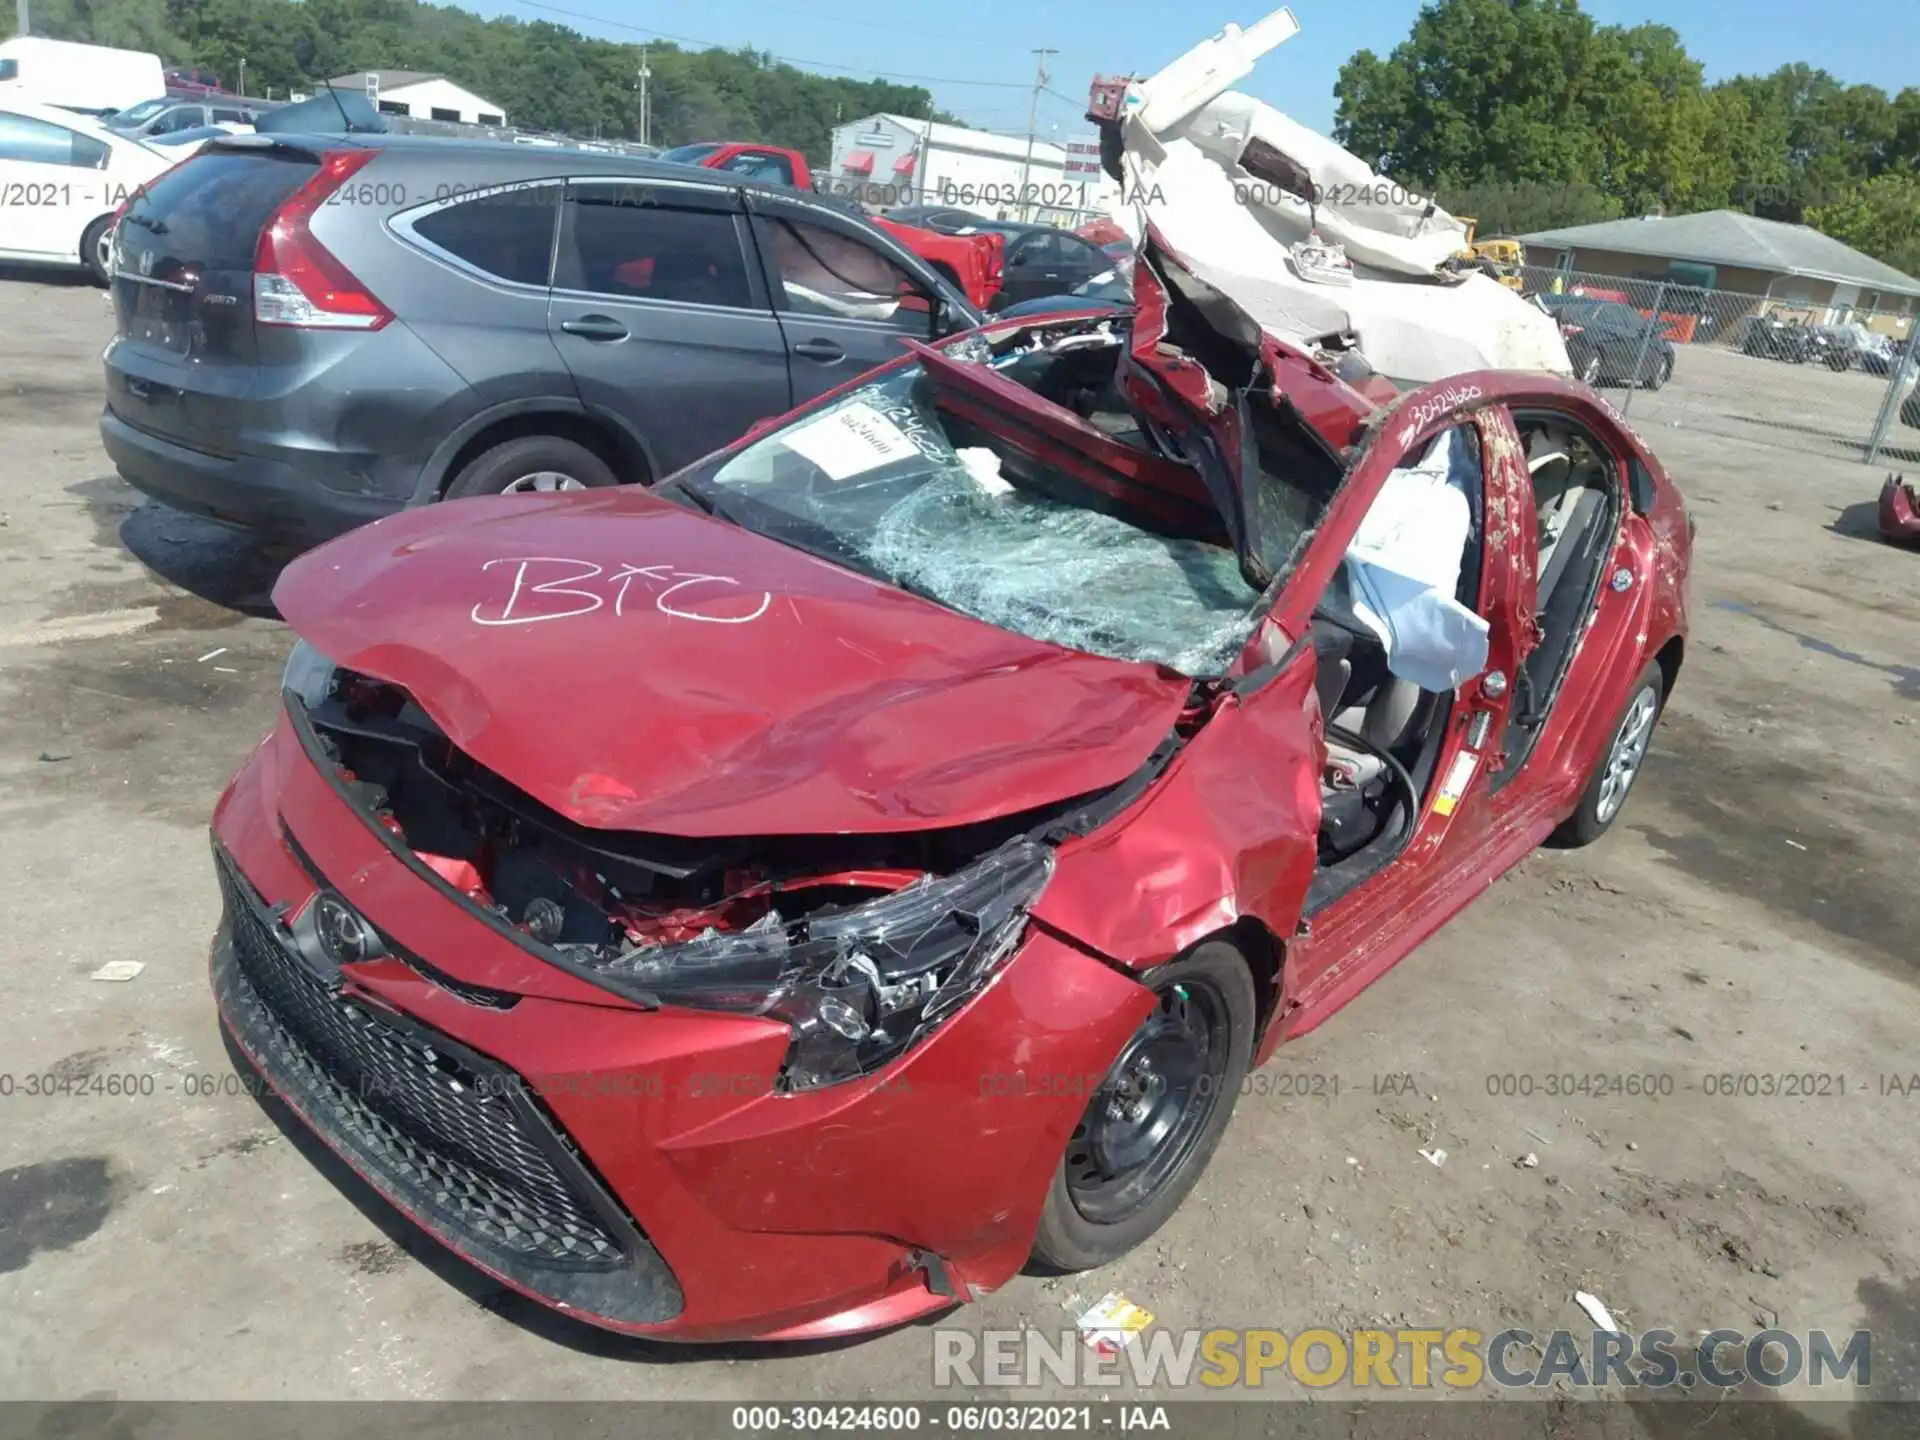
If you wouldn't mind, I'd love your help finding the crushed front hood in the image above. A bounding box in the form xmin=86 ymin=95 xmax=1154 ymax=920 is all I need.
xmin=272 ymin=491 xmax=1192 ymax=838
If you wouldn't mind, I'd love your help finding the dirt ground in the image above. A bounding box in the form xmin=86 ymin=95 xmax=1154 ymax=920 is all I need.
xmin=1 ymin=276 xmax=1917 ymax=1424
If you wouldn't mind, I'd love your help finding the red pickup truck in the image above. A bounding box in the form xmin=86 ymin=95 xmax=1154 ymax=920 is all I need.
xmin=658 ymin=141 xmax=1005 ymax=310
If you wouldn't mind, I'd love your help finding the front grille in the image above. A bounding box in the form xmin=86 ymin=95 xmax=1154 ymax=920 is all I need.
xmin=214 ymin=852 xmax=622 ymax=1268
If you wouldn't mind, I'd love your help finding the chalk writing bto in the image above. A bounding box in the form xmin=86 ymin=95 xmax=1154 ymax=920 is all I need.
xmin=470 ymin=557 xmax=773 ymax=627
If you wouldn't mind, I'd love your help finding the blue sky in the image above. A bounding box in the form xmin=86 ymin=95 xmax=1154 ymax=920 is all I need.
xmin=480 ymin=0 xmax=1914 ymax=140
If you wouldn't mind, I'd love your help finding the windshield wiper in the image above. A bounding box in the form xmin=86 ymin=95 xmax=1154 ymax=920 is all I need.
xmin=660 ymin=475 xmax=754 ymax=527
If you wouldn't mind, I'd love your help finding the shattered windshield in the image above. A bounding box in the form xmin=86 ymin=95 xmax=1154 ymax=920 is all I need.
xmin=670 ymin=359 xmax=1276 ymax=676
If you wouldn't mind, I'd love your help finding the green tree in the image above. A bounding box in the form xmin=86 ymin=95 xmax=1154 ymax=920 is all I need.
xmin=1335 ymin=0 xmax=1599 ymax=187
xmin=1334 ymin=0 xmax=1917 ymax=274
xmin=1807 ymin=173 xmax=1920 ymax=279
xmin=5 ymin=0 xmax=944 ymax=156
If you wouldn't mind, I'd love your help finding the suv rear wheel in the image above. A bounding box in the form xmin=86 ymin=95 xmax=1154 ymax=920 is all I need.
xmin=83 ymin=216 xmax=115 ymax=287
xmin=444 ymin=436 xmax=619 ymax=500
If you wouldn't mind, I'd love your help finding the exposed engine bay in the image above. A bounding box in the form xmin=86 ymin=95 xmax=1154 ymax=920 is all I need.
xmin=268 ymin=252 xmax=1411 ymax=1090
xmin=295 ymin=667 xmax=1080 ymax=1091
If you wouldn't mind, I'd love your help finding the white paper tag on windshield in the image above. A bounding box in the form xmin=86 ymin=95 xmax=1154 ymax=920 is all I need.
xmin=781 ymin=401 xmax=919 ymax=480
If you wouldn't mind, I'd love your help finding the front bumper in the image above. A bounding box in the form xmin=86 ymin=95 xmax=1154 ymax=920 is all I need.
xmin=208 ymin=713 xmax=1154 ymax=1341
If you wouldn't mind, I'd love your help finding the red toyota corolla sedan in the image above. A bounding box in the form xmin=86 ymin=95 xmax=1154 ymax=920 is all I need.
xmin=208 ymin=239 xmax=1691 ymax=1343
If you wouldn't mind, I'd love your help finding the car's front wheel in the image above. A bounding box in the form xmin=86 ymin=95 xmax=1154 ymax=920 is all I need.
xmin=1579 ymin=351 xmax=1605 ymax=386
xmin=443 ymin=435 xmax=619 ymax=500
xmin=1553 ymin=657 xmax=1666 ymax=847
xmin=1030 ymin=941 xmax=1255 ymax=1272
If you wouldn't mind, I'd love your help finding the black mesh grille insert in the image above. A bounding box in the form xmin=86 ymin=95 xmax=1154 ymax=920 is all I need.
xmin=214 ymin=853 xmax=624 ymax=1268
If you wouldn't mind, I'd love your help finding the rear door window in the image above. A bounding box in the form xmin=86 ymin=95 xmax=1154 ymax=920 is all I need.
xmin=1057 ymin=234 xmax=1105 ymax=272
xmin=556 ymin=184 xmax=753 ymax=308
xmin=0 ymin=111 xmax=103 ymax=168
xmin=408 ymin=185 xmax=561 ymax=287
xmin=152 ymin=107 xmax=206 ymax=134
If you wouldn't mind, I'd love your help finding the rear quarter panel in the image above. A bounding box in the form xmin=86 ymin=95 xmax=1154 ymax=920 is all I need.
xmin=314 ymin=148 xmax=587 ymax=497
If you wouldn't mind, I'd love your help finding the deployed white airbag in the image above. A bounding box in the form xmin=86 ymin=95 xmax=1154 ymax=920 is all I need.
xmin=1343 ymin=428 xmax=1490 ymax=693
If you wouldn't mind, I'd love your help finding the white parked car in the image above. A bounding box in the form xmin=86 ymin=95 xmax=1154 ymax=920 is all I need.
xmin=0 ymin=94 xmax=175 ymax=282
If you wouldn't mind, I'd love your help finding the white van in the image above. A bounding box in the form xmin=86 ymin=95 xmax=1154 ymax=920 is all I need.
xmin=0 ymin=95 xmax=175 ymax=281
xmin=0 ymin=37 xmax=166 ymax=117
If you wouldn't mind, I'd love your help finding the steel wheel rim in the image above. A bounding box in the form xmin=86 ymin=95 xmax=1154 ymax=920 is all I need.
xmin=1064 ymin=977 xmax=1231 ymax=1225
xmin=1582 ymin=354 xmax=1603 ymax=385
xmin=1595 ymin=686 xmax=1658 ymax=824
xmin=502 ymin=471 xmax=584 ymax=494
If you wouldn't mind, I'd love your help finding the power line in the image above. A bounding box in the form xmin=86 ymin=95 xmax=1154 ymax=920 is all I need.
xmin=509 ymin=0 xmax=1035 ymax=89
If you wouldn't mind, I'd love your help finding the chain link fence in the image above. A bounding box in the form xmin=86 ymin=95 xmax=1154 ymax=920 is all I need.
xmin=1510 ymin=265 xmax=1920 ymax=467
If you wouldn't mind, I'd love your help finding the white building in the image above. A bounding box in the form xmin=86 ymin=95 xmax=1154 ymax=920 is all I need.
xmin=329 ymin=71 xmax=507 ymax=127
xmin=828 ymin=113 xmax=1115 ymax=226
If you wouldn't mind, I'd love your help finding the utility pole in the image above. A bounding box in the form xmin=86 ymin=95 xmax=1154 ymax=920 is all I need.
xmin=911 ymin=95 xmax=934 ymax=207
xmin=15 ymin=0 xmax=28 ymax=38
xmin=238 ymin=58 xmax=247 ymax=98
xmin=1017 ymin=48 xmax=1056 ymax=222
xmin=635 ymin=46 xmax=651 ymax=148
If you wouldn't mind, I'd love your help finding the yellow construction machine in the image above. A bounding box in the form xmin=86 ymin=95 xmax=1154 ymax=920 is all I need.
xmin=1455 ymin=217 xmax=1527 ymax=290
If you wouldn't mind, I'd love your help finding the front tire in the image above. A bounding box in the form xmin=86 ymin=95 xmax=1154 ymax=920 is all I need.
xmin=1579 ymin=351 xmax=1604 ymax=386
xmin=82 ymin=216 xmax=114 ymax=286
xmin=443 ymin=435 xmax=618 ymax=500
xmin=1552 ymin=657 xmax=1666 ymax=847
xmin=1030 ymin=942 xmax=1256 ymax=1272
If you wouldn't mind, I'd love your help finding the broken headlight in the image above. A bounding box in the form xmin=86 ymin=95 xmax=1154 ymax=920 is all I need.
xmin=282 ymin=638 xmax=339 ymax=711
xmin=599 ymin=839 xmax=1055 ymax=1091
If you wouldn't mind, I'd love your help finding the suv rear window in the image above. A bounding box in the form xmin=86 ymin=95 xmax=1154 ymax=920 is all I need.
xmin=411 ymin=186 xmax=561 ymax=287
xmin=123 ymin=149 xmax=317 ymax=272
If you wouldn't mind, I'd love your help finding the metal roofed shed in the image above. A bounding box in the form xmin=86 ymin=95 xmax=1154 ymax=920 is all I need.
xmin=328 ymin=70 xmax=508 ymax=127
xmin=1520 ymin=211 xmax=1920 ymax=326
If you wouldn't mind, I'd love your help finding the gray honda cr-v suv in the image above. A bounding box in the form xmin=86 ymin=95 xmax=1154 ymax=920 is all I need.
xmin=101 ymin=135 xmax=981 ymax=540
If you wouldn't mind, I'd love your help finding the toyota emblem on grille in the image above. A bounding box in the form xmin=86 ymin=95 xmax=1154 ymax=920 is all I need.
xmin=285 ymin=889 xmax=387 ymax=990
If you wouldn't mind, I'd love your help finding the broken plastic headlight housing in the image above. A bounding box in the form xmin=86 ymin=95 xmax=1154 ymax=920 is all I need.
xmin=282 ymin=638 xmax=339 ymax=711
xmin=600 ymin=839 xmax=1055 ymax=1091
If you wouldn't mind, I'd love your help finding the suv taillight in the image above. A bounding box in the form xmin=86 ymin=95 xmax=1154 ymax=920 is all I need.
xmin=254 ymin=149 xmax=392 ymax=331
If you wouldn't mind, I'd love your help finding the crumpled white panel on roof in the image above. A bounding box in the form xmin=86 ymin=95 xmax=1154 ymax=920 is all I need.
xmin=1106 ymin=10 xmax=1574 ymax=382
xmin=1173 ymin=92 xmax=1470 ymax=276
